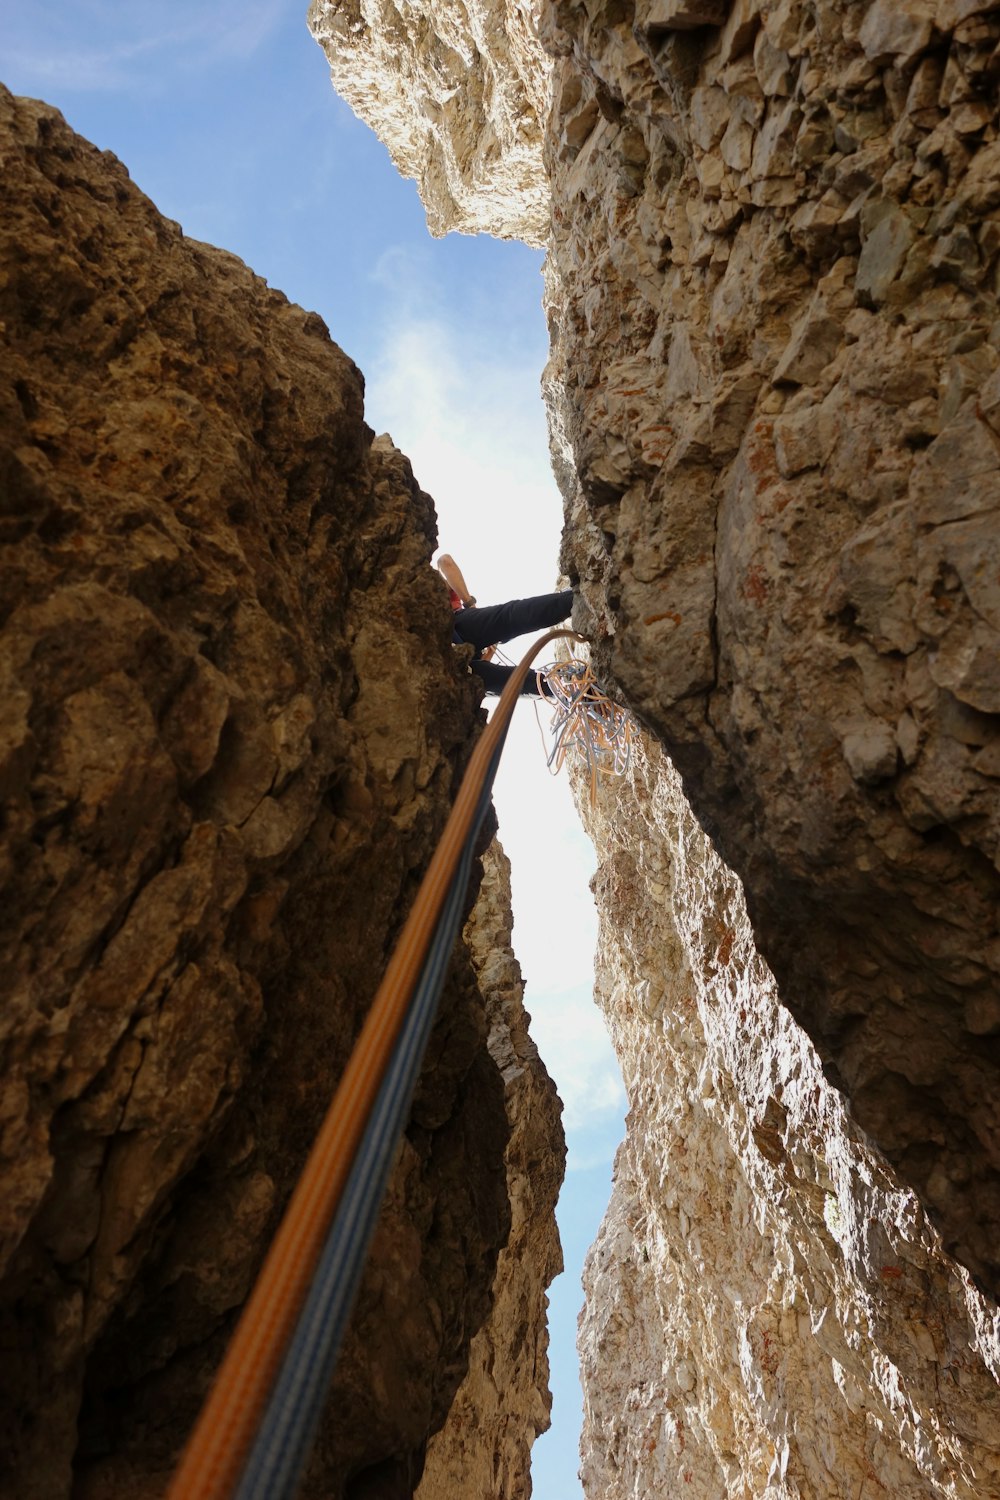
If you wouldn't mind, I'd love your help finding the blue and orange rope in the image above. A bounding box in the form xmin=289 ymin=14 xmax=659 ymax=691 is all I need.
xmin=167 ymin=626 xmax=578 ymax=1500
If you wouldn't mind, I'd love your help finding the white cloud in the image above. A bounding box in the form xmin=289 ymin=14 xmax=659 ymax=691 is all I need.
xmin=495 ymin=718 xmax=625 ymax=1161
xmin=363 ymin=289 xmax=626 ymax=1172
xmin=363 ymin=253 xmax=562 ymax=605
xmin=495 ymin=715 xmax=597 ymax=990
xmin=527 ymin=986 xmax=626 ymax=1156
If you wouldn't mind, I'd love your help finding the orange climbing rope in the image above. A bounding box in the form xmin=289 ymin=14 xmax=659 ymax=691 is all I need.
xmin=167 ymin=626 xmax=580 ymax=1500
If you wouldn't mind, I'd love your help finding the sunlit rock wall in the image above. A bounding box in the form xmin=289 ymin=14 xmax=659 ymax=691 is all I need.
xmin=575 ymin=731 xmax=1000 ymax=1500
xmin=417 ymin=842 xmax=566 ymax=1500
xmin=308 ymin=0 xmax=551 ymax=243
xmin=0 ymin=86 xmax=564 ymax=1499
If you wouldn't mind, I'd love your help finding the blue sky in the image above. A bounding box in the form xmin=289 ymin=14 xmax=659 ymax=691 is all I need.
xmin=0 ymin=6 xmax=626 ymax=1494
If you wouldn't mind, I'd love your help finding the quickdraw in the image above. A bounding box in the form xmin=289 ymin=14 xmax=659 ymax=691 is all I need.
xmin=537 ymin=656 xmax=633 ymax=803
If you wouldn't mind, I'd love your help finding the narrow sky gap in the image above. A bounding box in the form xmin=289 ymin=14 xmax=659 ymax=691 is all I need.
xmin=0 ymin=5 xmax=627 ymax=1494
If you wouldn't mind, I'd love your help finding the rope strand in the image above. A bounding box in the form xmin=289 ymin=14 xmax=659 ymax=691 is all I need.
xmin=167 ymin=627 xmax=579 ymax=1500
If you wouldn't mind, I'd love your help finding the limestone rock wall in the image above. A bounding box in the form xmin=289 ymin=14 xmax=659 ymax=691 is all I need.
xmin=543 ymin=0 xmax=1000 ymax=1298
xmin=311 ymin=0 xmax=1000 ymax=1301
xmin=417 ymin=842 xmax=566 ymax=1500
xmin=306 ymin=0 xmax=1000 ymax=1492
xmin=575 ymin=731 xmax=1000 ymax=1500
xmin=0 ymin=85 xmax=564 ymax=1499
xmin=308 ymin=0 xmax=551 ymax=244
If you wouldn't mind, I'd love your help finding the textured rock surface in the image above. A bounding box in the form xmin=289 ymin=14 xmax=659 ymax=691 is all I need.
xmin=576 ymin=730 xmax=1000 ymax=1500
xmin=308 ymin=0 xmax=551 ymax=244
xmin=542 ymin=0 xmax=1000 ymax=1296
xmin=310 ymin=0 xmax=1000 ymax=1300
xmin=310 ymin=0 xmax=1000 ymax=1481
xmin=0 ymin=86 xmax=566 ymax=1499
xmin=417 ymin=842 xmax=565 ymax=1500
xmin=308 ymin=0 xmax=1000 ymax=1486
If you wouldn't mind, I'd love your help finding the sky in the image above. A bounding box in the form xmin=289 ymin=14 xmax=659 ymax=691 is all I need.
xmin=0 ymin=5 xmax=627 ymax=1493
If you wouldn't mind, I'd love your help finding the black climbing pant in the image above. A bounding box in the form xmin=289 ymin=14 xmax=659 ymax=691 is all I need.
xmin=452 ymin=589 xmax=573 ymax=697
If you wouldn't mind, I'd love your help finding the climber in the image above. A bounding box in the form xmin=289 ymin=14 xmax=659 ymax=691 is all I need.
xmin=437 ymin=553 xmax=573 ymax=697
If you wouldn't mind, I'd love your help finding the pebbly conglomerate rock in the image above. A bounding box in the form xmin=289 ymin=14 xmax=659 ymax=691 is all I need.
xmin=575 ymin=728 xmax=1000 ymax=1500
xmin=0 ymin=85 xmax=564 ymax=1499
xmin=542 ymin=0 xmax=1000 ymax=1296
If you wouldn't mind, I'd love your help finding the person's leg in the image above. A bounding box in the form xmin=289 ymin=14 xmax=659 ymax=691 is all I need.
xmin=471 ymin=657 xmax=554 ymax=697
xmin=454 ymin=589 xmax=573 ymax=650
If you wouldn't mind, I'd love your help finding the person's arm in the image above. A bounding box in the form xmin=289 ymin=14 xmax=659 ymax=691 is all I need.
xmin=437 ymin=554 xmax=476 ymax=607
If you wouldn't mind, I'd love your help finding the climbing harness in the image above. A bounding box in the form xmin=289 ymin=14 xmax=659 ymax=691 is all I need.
xmin=167 ymin=626 xmax=579 ymax=1500
xmin=537 ymin=656 xmax=633 ymax=803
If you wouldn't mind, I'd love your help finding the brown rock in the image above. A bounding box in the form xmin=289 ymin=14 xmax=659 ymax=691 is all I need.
xmin=858 ymin=0 xmax=936 ymax=63
xmin=771 ymin=294 xmax=844 ymax=384
xmin=0 ymin=85 xmax=560 ymax=1499
xmin=306 ymin=0 xmax=1000 ymax=1487
xmin=856 ymin=206 xmax=917 ymax=304
xmin=645 ymin=0 xmax=728 ymax=28
xmin=938 ymin=0 xmax=1000 ymax=29
xmin=534 ymin=0 xmax=1000 ymax=1299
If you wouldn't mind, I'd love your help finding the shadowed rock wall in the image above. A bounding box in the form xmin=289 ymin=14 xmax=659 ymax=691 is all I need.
xmin=0 ymin=85 xmax=563 ymax=1499
xmin=311 ymin=0 xmax=1000 ymax=1300
xmin=543 ymin=0 xmax=1000 ymax=1295
xmin=304 ymin=0 xmax=1000 ymax=1491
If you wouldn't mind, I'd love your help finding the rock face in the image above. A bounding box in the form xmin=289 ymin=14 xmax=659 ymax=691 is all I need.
xmin=306 ymin=0 xmax=1000 ymax=1493
xmin=417 ymin=842 xmax=565 ymax=1500
xmin=311 ymin=0 xmax=1000 ymax=1298
xmin=542 ymin=0 xmax=1000 ymax=1298
xmin=0 ymin=86 xmax=563 ymax=1499
xmin=576 ymin=731 xmax=1000 ymax=1500
xmin=309 ymin=0 xmax=550 ymax=244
